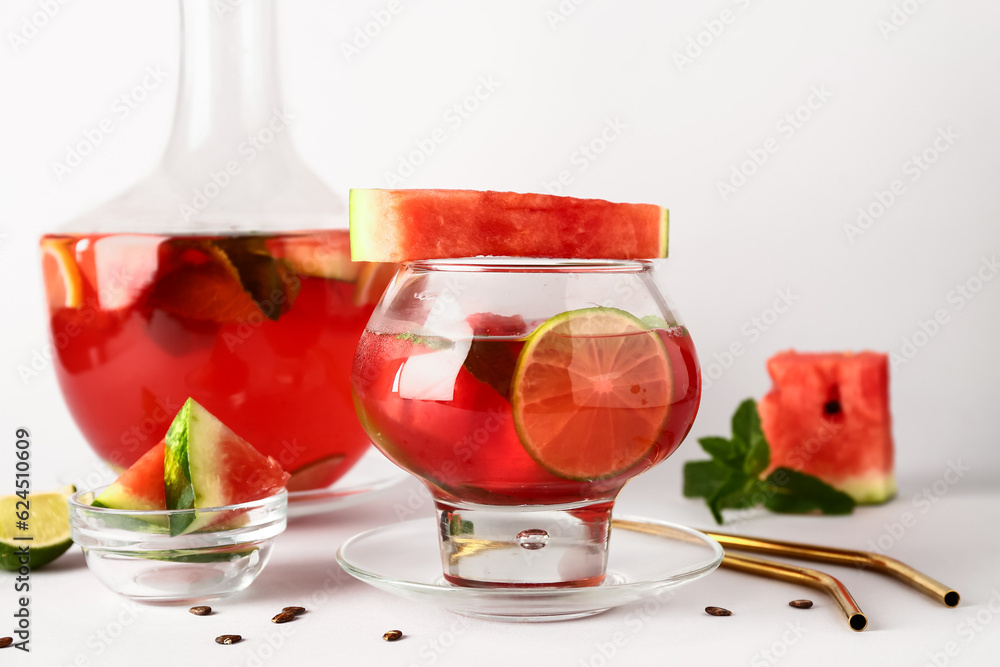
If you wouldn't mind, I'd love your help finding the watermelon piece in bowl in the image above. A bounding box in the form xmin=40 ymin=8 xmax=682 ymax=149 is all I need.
xmin=93 ymin=439 xmax=167 ymax=511
xmin=349 ymin=189 xmax=668 ymax=261
xmin=165 ymin=398 xmax=290 ymax=535
xmin=758 ymin=351 xmax=896 ymax=504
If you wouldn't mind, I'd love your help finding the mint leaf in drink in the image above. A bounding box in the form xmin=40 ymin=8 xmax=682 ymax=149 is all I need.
xmin=211 ymin=236 xmax=300 ymax=321
xmin=681 ymin=399 xmax=856 ymax=524
xmin=395 ymin=332 xmax=448 ymax=350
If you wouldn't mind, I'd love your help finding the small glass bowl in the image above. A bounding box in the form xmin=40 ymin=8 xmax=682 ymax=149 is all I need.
xmin=69 ymin=488 xmax=287 ymax=604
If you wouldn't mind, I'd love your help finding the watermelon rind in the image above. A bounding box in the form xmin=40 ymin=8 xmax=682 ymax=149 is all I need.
xmin=835 ymin=472 xmax=897 ymax=505
xmin=349 ymin=189 xmax=385 ymax=262
xmin=164 ymin=399 xmax=235 ymax=535
xmin=660 ymin=208 xmax=669 ymax=259
xmin=277 ymin=233 xmax=364 ymax=282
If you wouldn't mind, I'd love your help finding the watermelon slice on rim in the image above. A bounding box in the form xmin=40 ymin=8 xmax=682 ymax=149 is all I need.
xmin=758 ymin=351 xmax=896 ymax=504
xmin=349 ymin=189 xmax=668 ymax=261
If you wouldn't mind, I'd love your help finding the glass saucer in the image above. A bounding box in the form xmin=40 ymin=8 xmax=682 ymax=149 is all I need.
xmin=287 ymin=448 xmax=409 ymax=519
xmin=336 ymin=515 xmax=723 ymax=622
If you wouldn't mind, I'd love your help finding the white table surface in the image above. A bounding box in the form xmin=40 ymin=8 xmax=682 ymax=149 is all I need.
xmin=7 ymin=456 xmax=997 ymax=667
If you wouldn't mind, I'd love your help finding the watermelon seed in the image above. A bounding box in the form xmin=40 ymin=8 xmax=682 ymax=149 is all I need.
xmin=215 ymin=635 xmax=242 ymax=645
xmin=789 ymin=599 xmax=813 ymax=609
xmin=188 ymin=606 xmax=212 ymax=616
xmin=382 ymin=630 xmax=404 ymax=641
xmin=272 ymin=611 xmax=296 ymax=624
xmin=0 ymin=637 xmax=13 ymax=649
xmin=282 ymin=606 xmax=306 ymax=615
xmin=705 ymin=606 xmax=732 ymax=616
xmin=824 ymin=400 xmax=841 ymax=415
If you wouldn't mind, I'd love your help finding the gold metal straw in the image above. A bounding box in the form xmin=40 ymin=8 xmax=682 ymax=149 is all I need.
xmin=612 ymin=519 xmax=868 ymax=631
xmin=704 ymin=530 xmax=960 ymax=608
xmin=720 ymin=553 xmax=868 ymax=631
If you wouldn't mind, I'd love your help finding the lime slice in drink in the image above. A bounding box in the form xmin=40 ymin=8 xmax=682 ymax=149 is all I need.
xmin=0 ymin=486 xmax=75 ymax=570
xmin=511 ymin=307 xmax=672 ymax=480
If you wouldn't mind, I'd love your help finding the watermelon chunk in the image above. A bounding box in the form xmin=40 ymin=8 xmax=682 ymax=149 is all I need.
xmin=165 ymin=398 xmax=290 ymax=535
xmin=758 ymin=351 xmax=896 ymax=504
xmin=349 ymin=189 xmax=668 ymax=261
xmin=92 ymin=440 xmax=167 ymax=511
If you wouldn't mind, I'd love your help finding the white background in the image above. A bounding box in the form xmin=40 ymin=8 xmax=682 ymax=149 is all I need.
xmin=1 ymin=1 xmax=999 ymax=665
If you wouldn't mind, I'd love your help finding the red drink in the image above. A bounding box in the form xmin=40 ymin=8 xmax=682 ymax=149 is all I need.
xmin=41 ymin=229 xmax=394 ymax=490
xmin=351 ymin=324 xmax=700 ymax=506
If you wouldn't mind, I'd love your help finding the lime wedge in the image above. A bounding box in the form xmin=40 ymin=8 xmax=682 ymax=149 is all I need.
xmin=0 ymin=486 xmax=75 ymax=570
xmin=511 ymin=307 xmax=672 ymax=480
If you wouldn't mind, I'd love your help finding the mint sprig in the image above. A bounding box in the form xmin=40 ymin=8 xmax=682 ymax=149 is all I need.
xmin=683 ymin=398 xmax=855 ymax=524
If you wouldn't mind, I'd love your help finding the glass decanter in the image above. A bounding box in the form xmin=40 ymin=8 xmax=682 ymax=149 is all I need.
xmin=40 ymin=0 xmax=392 ymax=490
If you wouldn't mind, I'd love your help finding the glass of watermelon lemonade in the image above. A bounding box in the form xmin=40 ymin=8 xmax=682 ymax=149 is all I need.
xmin=351 ymin=258 xmax=701 ymax=588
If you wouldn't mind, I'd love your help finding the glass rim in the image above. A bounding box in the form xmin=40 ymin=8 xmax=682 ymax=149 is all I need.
xmin=404 ymin=257 xmax=653 ymax=273
xmin=69 ymin=487 xmax=288 ymax=517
